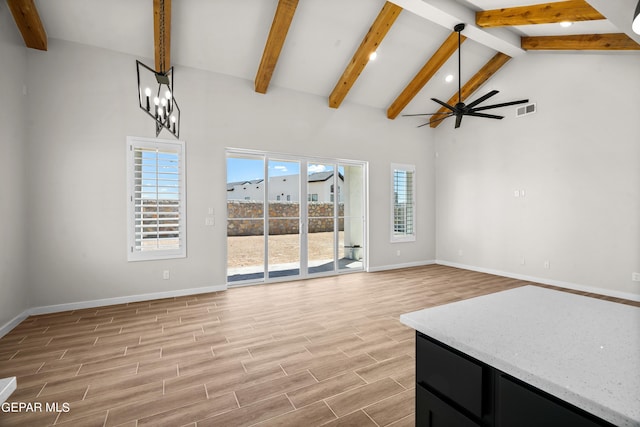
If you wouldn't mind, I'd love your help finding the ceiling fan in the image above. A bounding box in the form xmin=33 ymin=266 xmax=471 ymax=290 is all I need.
xmin=404 ymin=23 xmax=529 ymax=129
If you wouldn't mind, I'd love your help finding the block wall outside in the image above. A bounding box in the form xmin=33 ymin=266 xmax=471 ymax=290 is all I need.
xmin=227 ymin=201 xmax=344 ymax=236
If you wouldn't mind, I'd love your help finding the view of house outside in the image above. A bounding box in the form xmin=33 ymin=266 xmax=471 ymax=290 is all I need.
xmin=226 ymin=154 xmax=365 ymax=282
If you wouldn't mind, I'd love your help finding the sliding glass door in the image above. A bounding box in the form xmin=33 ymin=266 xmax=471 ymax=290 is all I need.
xmin=338 ymin=164 xmax=365 ymax=272
xmin=227 ymin=150 xmax=366 ymax=285
xmin=307 ymin=163 xmax=336 ymax=275
xmin=267 ymin=159 xmax=301 ymax=279
xmin=226 ymin=154 xmax=265 ymax=282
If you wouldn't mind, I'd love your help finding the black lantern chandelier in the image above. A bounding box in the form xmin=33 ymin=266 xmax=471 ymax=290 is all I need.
xmin=136 ymin=61 xmax=180 ymax=138
xmin=136 ymin=0 xmax=180 ymax=138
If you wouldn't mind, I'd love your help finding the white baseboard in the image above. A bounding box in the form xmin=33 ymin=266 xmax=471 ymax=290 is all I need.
xmin=1 ymin=284 xmax=228 ymax=338
xmin=368 ymin=259 xmax=436 ymax=273
xmin=28 ymin=284 xmax=228 ymax=316
xmin=3 ymin=263 xmax=637 ymax=337
xmin=436 ymin=260 xmax=640 ymax=302
xmin=0 ymin=311 xmax=30 ymax=339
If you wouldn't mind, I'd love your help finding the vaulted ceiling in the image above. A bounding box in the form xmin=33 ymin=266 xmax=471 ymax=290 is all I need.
xmin=6 ymin=0 xmax=640 ymax=129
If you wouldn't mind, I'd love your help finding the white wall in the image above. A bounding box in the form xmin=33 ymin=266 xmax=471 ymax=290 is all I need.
xmin=25 ymin=39 xmax=436 ymax=308
xmin=435 ymin=53 xmax=640 ymax=299
xmin=5 ymin=31 xmax=638 ymax=315
xmin=0 ymin=5 xmax=29 ymax=328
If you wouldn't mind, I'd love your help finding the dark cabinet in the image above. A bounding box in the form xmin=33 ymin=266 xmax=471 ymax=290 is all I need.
xmin=496 ymin=375 xmax=609 ymax=427
xmin=417 ymin=384 xmax=480 ymax=427
xmin=416 ymin=333 xmax=483 ymax=418
xmin=415 ymin=332 xmax=615 ymax=427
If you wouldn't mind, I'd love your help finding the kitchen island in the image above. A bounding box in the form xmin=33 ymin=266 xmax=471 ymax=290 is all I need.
xmin=0 ymin=377 xmax=16 ymax=405
xmin=400 ymin=285 xmax=640 ymax=427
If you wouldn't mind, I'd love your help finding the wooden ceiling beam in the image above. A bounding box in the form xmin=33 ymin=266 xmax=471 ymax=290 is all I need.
xmin=329 ymin=1 xmax=402 ymax=109
xmin=522 ymin=33 xmax=640 ymax=50
xmin=476 ymin=0 xmax=604 ymax=28
xmin=387 ymin=31 xmax=466 ymax=119
xmin=153 ymin=0 xmax=172 ymax=72
xmin=255 ymin=0 xmax=299 ymax=94
xmin=7 ymin=0 xmax=47 ymax=51
xmin=430 ymin=52 xmax=511 ymax=128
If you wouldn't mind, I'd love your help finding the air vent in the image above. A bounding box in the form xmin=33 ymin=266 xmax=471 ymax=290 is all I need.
xmin=516 ymin=103 xmax=536 ymax=117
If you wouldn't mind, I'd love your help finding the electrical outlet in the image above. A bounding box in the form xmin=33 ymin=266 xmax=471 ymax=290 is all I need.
xmin=520 ymin=256 xmax=526 ymax=265
xmin=544 ymin=260 xmax=550 ymax=269
xmin=396 ymin=250 xmax=401 ymax=256
xmin=632 ymin=272 xmax=640 ymax=282
xmin=163 ymin=270 xmax=170 ymax=280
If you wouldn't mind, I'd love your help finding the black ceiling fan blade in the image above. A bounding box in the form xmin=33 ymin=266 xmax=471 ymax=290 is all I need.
xmin=465 ymin=90 xmax=499 ymax=109
xmin=426 ymin=113 xmax=453 ymax=126
xmin=402 ymin=112 xmax=453 ymax=117
xmin=471 ymin=99 xmax=529 ymax=112
xmin=430 ymin=98 xmax=456 ymax=111
xmin=465 ymin=112 xmax=504 ymax=120
xmin=417 ymin=113 xmax=453 ymax=127
xmin=405 ymin=24 xmax=530 ymax=131
xmin=454 ymin=114 xmax=463 ymax=129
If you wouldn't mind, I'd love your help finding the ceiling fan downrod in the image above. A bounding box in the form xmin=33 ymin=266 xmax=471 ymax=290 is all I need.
xmin=454 ymin=23 xmax=465 ymax=105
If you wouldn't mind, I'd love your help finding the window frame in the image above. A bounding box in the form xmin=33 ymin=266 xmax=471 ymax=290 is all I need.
xmin=390 ymin=163 xmax=416 ymax=243
xmin=126 ymin=136 xmax=186 ymax=261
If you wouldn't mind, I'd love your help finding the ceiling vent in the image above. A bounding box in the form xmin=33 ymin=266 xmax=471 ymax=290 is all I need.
xmin=516 ymin=103 xmax=536 ymax=117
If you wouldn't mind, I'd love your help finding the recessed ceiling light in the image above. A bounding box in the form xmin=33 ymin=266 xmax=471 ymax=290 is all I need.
xmin=369 ymin=51 xmax=377 ymax=61
xmin=445 ymin=74 xmax=454 ymax=83
xmin=560 ymin=21 xmax=573 ymax=28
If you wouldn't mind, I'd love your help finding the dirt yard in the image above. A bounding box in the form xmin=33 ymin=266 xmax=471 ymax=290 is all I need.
xmin=227 ymin=231 xmax=342 ymax=267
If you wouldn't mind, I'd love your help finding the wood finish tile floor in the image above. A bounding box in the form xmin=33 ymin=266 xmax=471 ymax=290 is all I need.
xmin=1 ymin=265 xmax=637 ymax=426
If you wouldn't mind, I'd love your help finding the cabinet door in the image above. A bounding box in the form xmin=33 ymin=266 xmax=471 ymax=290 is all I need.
xmin=496 ymin=375 xmax=613 ymax=427
xmin=416 ymin=333 xmax=483 ymax=418
xmin=417 ymin=384 xmax=480 ymax=427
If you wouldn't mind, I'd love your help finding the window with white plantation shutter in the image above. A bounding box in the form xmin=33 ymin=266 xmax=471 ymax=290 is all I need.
xmin=127 ymin=136 xmax=186 ymax=261
xmin=391 ymin=164 xmax=416 ymax=242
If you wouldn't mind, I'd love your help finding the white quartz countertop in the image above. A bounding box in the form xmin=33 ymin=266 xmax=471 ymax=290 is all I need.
xmin=400 ymin=285 xmax=640 ymax=427
xmin=0 ymin=377 xmax=17 ymax=404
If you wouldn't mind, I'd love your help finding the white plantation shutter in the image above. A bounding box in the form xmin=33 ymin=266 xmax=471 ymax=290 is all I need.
xmin=391 ymin=164 xmax=416 ymax=242
xmin=127 ymin=137 xmax=186 ymax=261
